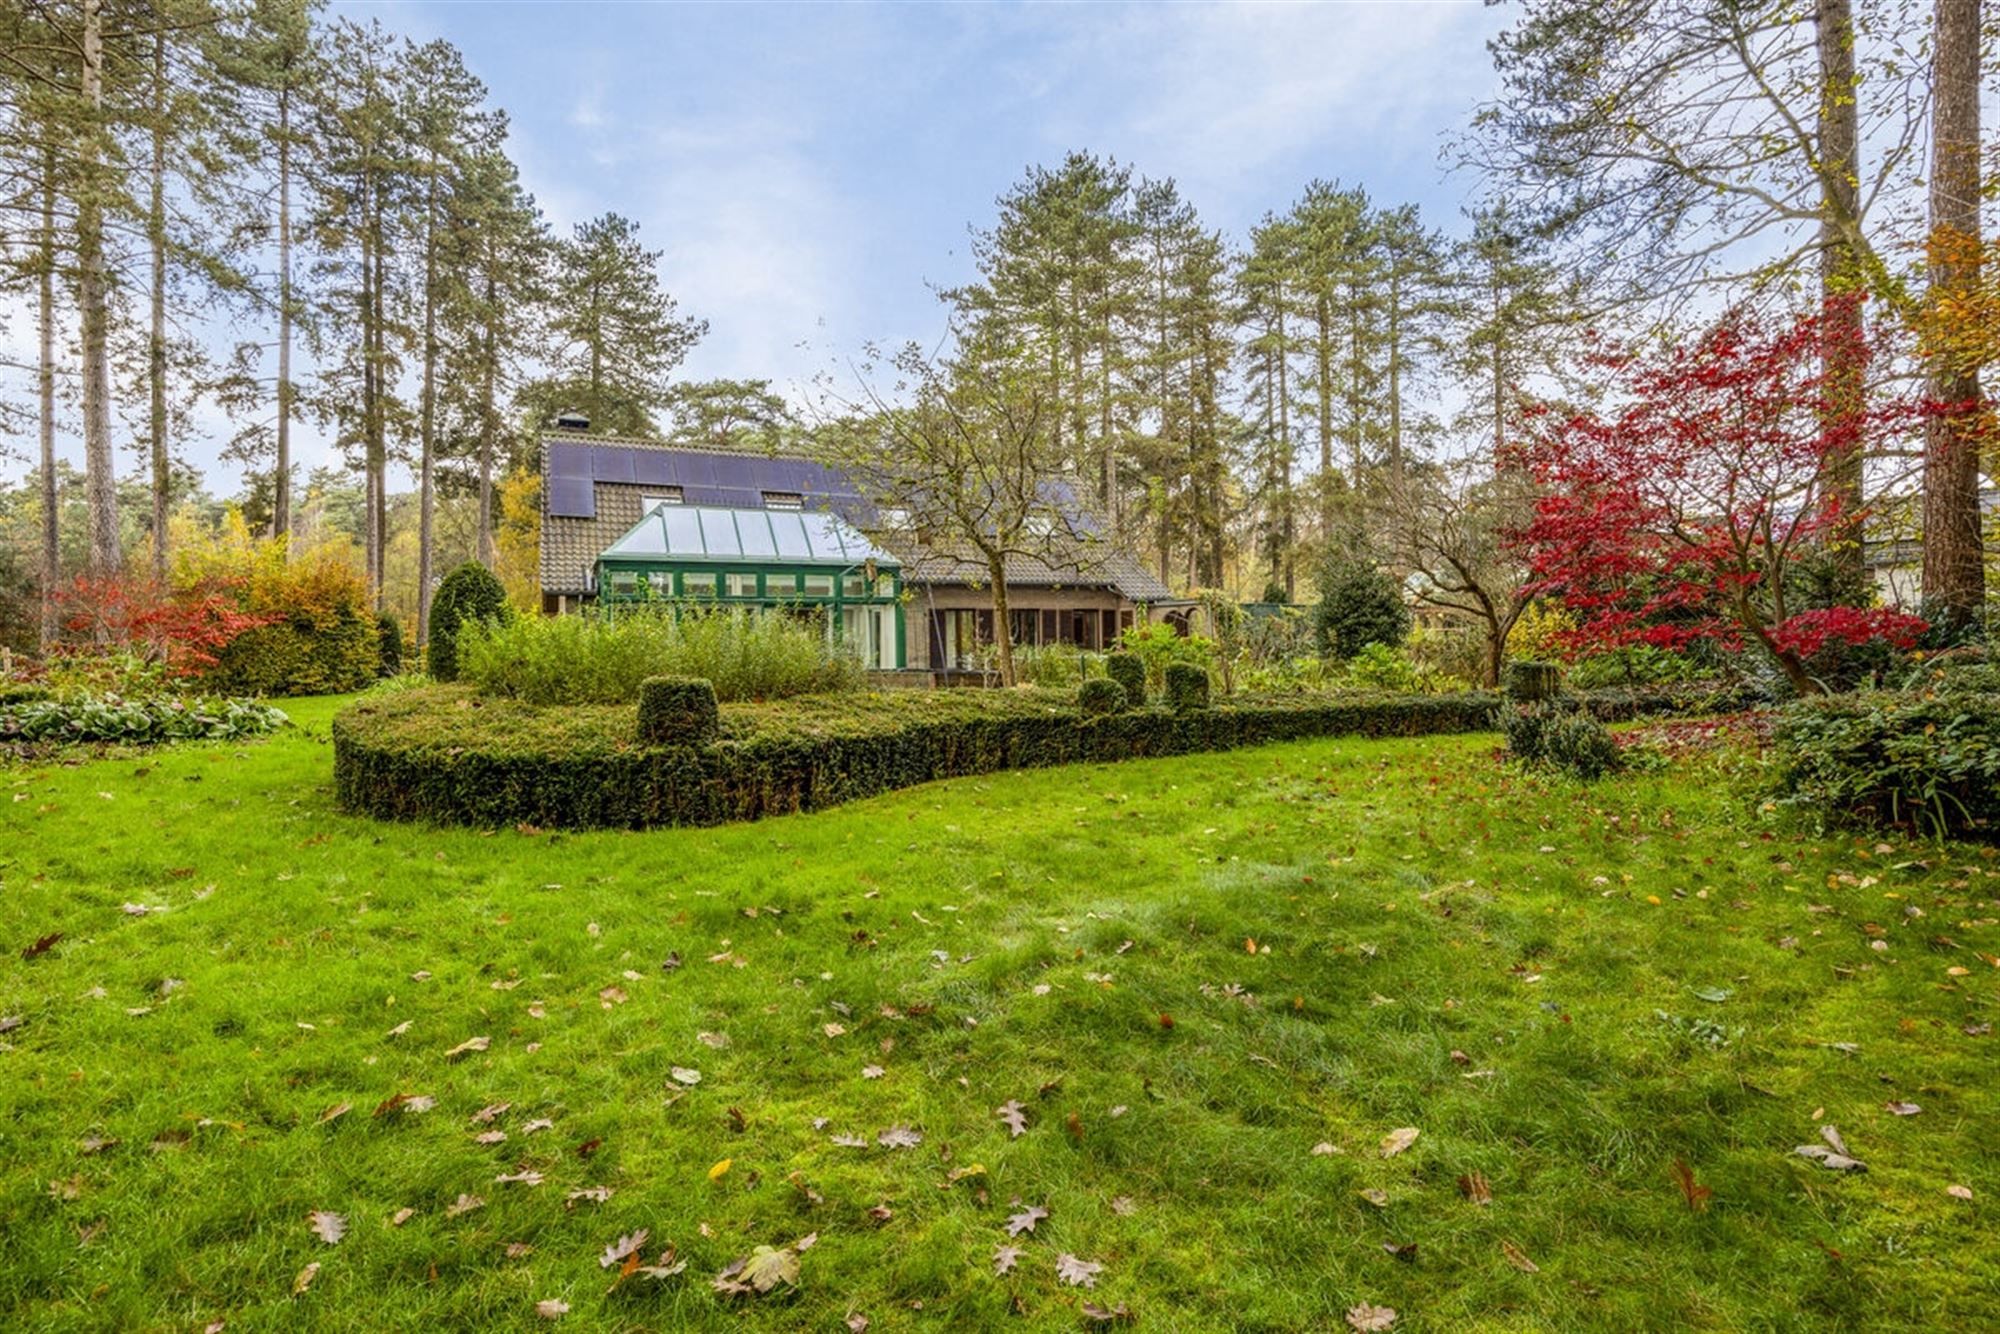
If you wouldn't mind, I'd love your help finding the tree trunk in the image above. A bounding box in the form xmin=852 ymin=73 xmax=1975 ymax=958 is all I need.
xmin=1276 ymin=307 xmax=1293 ymax=596
xmin=417 ymin=162 xmax=437 ymax=643
xmin=1920 ymin=0 xmax=1984 ymax=623
xmin=1490 ymin=270 xmax=1505 ymax=466
xmin=274 ymin=86 xmax=293 ymax=542
xmin=986 ymin=552 xmax=1016 ymax=686
xmin=38 ymin=143 xmax=59 ymax=648
xmin=148 ymin=31 xmax=170 ymax=584
xmin=1386 ymin=266 xmax=1404 ymax=482
xmin=478 ymin=279 xmax=498 ymax=565
xmin=1313 ymin=294 xmax=1332 ymax=528
xmin=78 ymin=0 xmax=121 ymax=579
xmin=1816 ymin=0 xmax=1867 ymax=597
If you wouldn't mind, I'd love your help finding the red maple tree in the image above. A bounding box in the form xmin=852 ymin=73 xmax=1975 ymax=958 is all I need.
xmin=1504 ymin=301 xmax=1923 ymax=694
xmin=56 ymin=574 xmax=273 ymax=678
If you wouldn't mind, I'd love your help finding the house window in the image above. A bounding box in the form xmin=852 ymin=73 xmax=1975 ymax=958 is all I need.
xmin=762 ymin=491 xmax=804 ymax=510
xmin=726 ymin=573 xmax=759 ymax=598
xmin=608 ymin=570 xmax=639 ymax=597
xmin=801 ymin=574 xmax=833 ymax=597
xmin=682 ymin=572 xmax=717 ymax=597
xmin=844 ymin=574 xmax=887 ymax=598
xmin=642 ymin=489 xmax=683 ymax=509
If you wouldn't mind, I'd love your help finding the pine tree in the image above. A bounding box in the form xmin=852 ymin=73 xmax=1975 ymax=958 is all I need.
xmin=517 ymin=212 xmax=705 ymax=436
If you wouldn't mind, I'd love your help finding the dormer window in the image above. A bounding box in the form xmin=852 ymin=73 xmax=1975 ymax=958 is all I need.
xmin=642 ymin=489 xmax=684 ymax=509
xmin=761 ymin=491 xmax=803 ymax=510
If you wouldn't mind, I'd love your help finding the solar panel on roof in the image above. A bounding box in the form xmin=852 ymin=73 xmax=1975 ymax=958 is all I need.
xmin=548 ymin=476 xmax=596 ymax=518
xmin=591 ymin=445 xmax=636 ymax=484
xmin=677 ymin=455 xmax=716 ymax=487
xmin=632 ymin=451 xmax=676 ymax=485
xmin=547 ymin=442 xmax=591 ymax=479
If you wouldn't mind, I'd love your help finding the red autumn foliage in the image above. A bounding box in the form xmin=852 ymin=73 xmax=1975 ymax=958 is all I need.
xmin=55 ymin=574 xmax=275 ymax=677
xmin=1504 ymin=300 xmax=1924 ymax=694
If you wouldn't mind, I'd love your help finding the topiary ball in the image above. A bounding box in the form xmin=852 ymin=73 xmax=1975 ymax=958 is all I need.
xmin=1076 ymin=677 xmax=1127 ymax=718
xmin=1164 ymin=662 xmax=1210 ymax=712
xmin=1503 ymin=659 xmax=1562 ymax=702
xmin=638 ymin=675 xmax=719 ymax=746
xmin=1104 ymin=652 xmax=1146 ymax=707
xmin=428 ymin=562 xmax=510 ymax=682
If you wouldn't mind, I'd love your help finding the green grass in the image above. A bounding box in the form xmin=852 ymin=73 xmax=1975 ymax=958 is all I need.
xmin=2 ymin=696 xmax=1997 ymax=1332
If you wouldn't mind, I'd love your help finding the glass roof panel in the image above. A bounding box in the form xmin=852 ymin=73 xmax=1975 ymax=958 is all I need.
xmin=661 ymin=505 xmax=705 ymax=554
xmin=736 ymin=510 xmax=779 ymax=558
xmin=598 ymin=504 xmax=897 ymax=568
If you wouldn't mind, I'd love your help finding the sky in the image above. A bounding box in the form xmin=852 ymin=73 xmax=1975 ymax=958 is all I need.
xmin=8 ymin=0 xmax=1512 ymax=493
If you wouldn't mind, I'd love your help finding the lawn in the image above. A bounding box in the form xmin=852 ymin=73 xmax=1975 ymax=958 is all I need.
xmin=2 ymin=695 xmax=1995 ymax=1332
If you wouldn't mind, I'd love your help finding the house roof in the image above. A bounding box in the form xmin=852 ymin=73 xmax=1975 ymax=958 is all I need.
xmin=539 ymin=434 xmax=1171 ymax=603
xmin=600 ymin=503 xmax=898 ymax=568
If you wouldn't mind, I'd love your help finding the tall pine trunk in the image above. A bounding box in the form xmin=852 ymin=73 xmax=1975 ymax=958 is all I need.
xmin=478 ymin=273 xmax=498 ymax=565
xmin=78 ymin=0 xmax=121 ymax=579
xmin=1920 ymin=0 xmax=1984 ymax=621
xmin=1816 ymin=0 xmax=1867 ymax=597
xmin=38 ymin=143 xmax=60 ymax=647
xmin=417 ymin=161 xmax=438 ymax=642
xmin=148 ymin=32 xmax=170 ymax=583
xmin=274 ymin=86 xmax=293 ymax=542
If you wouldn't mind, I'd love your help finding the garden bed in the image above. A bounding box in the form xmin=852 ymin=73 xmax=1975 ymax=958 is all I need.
xmin=333 ymin=685 xmax=1507 ymax=829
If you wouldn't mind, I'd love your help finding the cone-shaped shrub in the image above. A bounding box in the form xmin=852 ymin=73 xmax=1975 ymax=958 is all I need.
xmin=1105 ymin=652 xmax=1146 ymax=706
xmin=1164 ymin=662 xmax=1210 ymax=712
xmin=1076 ymin=677 xmax=1127 ymax=717
xmin=428 ymin=562 xmax=509 ymax=682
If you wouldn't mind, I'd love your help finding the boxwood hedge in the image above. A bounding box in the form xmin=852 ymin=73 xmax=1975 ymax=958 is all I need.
xmin=334 ymin=685 xmax=1507 ymax=830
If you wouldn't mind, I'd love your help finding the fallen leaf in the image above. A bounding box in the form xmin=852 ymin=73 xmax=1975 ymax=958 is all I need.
xmin=670 ymin=1067 xmax=702 ymax=1086
xmin=22 ymin=932 xmax=61 ymax=960
xmin=1380 ymin=1127 xmax=1419 ymax=1158
xmin=1065 ymin=1110 xmax=1084 ymax=1141
xmin=1458 ymin=1172 xmax=1492 ymax=1205
xmin=390 ymin=1208 xmax=416 ymax=1226
xmin=1004 ymin=1203 xmax=1048 ymax=1236
xmin=566 ymin=1186 xmax=614 ymax=1208
xmin=599 ymin=986 xmax=627 ymax=1007
xmin=385 ymin=1021 xmax=412 ymax=1039
xmin=823 ymin=1022 xmax=846 ymax=1038
xmin=1381 ymin=1241 xmax=1418 ymax=1262
xmin=292 ymin=1261 xmax=321 ymax=1296
xmin=1820 ymin=1124 xmax=1850 ymax=1157
xmin=714 ymin=1243 xmax=800 ymax=1295
xmin=317 ymin=1103 xmax=351 ymax=1126
xmin=576 ymin=1137 xmax=603 ymax=1158
xmin=1110 ymin=1195 xmax=1137 ymax=1216
xmin=1948 ymin=1184 xmax=1973 ymax=1200
xmin=1501 ymin=1239 xmax=1539 ymax=1273
xmin=877 ymin=1125 xmax=922 ymax=1149
xmin=496 ymin=1170 xmax=544 ymax=1187
xmin=1081 ymin=1301 xmax=1135 ymax=1323
xmin=996 ymin=1100 xmax=1029 ymax=1138
xmin=474 ymin=1130 xmax=507 ymax=1145
xmin=1884 ymin=1101 xmax=1922 ymax=1116
xmin=861 ymin=1065 xmax=885 ymax=1080
xmin=534 ymin=1298 xmax=569 ymax=1319
xmin=1055 ymin=1253 xmax=1104 ymax=1288
xmin=1671 ymin=1159 xmax=1712 ymax=1211
xmin=1793 ymin=1145 xmax=1868 ymax=1172
xmin=845 ymin=1314 xmax=870 ymax=1332
xmin=1358 ymin=1188 xmax=1389 ymax=1208
xmin=708 ymin=1158 xmax=732 ymax=1181
xmin=522 ymin=1118 xmax=555 ymax=1134
xmin=471 ymin=1103 xmax=510 ymax=1125
xmin=1346 ymin=1303 xmax=1396 ymax=1332
xmin=445 ymin=1193 xmax=485 ymax=1218
xmin=867 ymin=1203 xmax=893 ymax=1224
xmin=1311 ymin=1142 xmax=1338 ymax=1157
xmin=445 ymin=1035 xmax=490 ymax=1061
xmin=600 ymin=1229 xmax=650 ymax=1269
xmin=993 ymin=1244 xmax=1024 ymax=1275
xmin=308 ymin=1211 xmax=346 ymax=1245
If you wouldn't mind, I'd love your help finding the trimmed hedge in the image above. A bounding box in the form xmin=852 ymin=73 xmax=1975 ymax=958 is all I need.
xmin=1505 ymin=701 xmax=1622 ymax=780
xmin=1105 ymin=653 xmax=1146 ymax=706
xmin=334 ymin=685 xmax=1506 ymax=830
xmin=377 ymin=612 xmax=404 ymax=677
xmin=1076 ymin=677 xmax=1127 ymax=717
xmin=638 ymin=675 xmax=719 ymax=745
xmin=428 ymin=562 xmax=509 ymax=683
xmin=202 ymin=610 xmax=378 ymax=697
xmin=1164 ymin=662 xmax=1210 ymax=712
xmin=1774 ymin=690 xmax=2000 ymax=839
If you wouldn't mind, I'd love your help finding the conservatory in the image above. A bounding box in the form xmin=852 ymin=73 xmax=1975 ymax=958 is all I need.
xmin=592 ymin=501 xmax=905 ymax=669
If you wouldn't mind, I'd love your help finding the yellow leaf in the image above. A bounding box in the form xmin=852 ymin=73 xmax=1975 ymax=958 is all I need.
xmin=1646 ymin=895 xmax=1662 ymax=906
xmin=708 ymin=1157 xmax=732 ymax=1181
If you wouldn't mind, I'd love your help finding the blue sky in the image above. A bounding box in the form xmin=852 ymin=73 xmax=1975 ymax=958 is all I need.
xmin=8 ymin=1 xmax=1512 ymax=490
xmin=392 ymin=0 xmax=1509 ymax=396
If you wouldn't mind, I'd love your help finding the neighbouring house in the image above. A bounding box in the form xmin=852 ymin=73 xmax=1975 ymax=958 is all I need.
xmin=537 ymin=424 xmax=1172 ymax=673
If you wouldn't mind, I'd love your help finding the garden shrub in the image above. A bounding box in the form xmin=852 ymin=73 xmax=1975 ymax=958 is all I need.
xmin=638 ymin=675 xmax=720 ymax=745
xmin=1312 ymin=554 xmax=1410 ymax=660
xmin=1165 ymin=662 xmax=1210 ymax=711
xmin=1506 ymin=700 xmax=1622 ymax=780
xmin=459 ymin=606 xmax=862 ymax=705
xmin=1012 ymin=645 xmax=1102 ymax=689
xmin=1116 ymin=621 xmax=1214 ymax=691
xmin=333 ymin=685 xmax=1507 ymax=830
xmin=1105 ymin=652 xmax=1146 ymax=706
xmin=201 ymin=605 xmax=377 ymax=697
xmin=1342 ymin=642 xmax=1463 ymax=694
xmin=2 ymin=693 xmax=287 ymax=746
xmin=1503 ymin=660 xmax=1562 ymax=702
xmin=428 ymin=562 xmax=510 ymax=683
xmin=1076 ymin=677 xmax=1127 ymax=717
xmin=377 ymin=612 xmax=403 ymax=677
xmin=0 ymin=681 xmax=51 ymax=706
xmin=1773 ymin=691 xmax=2000 ymax=838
